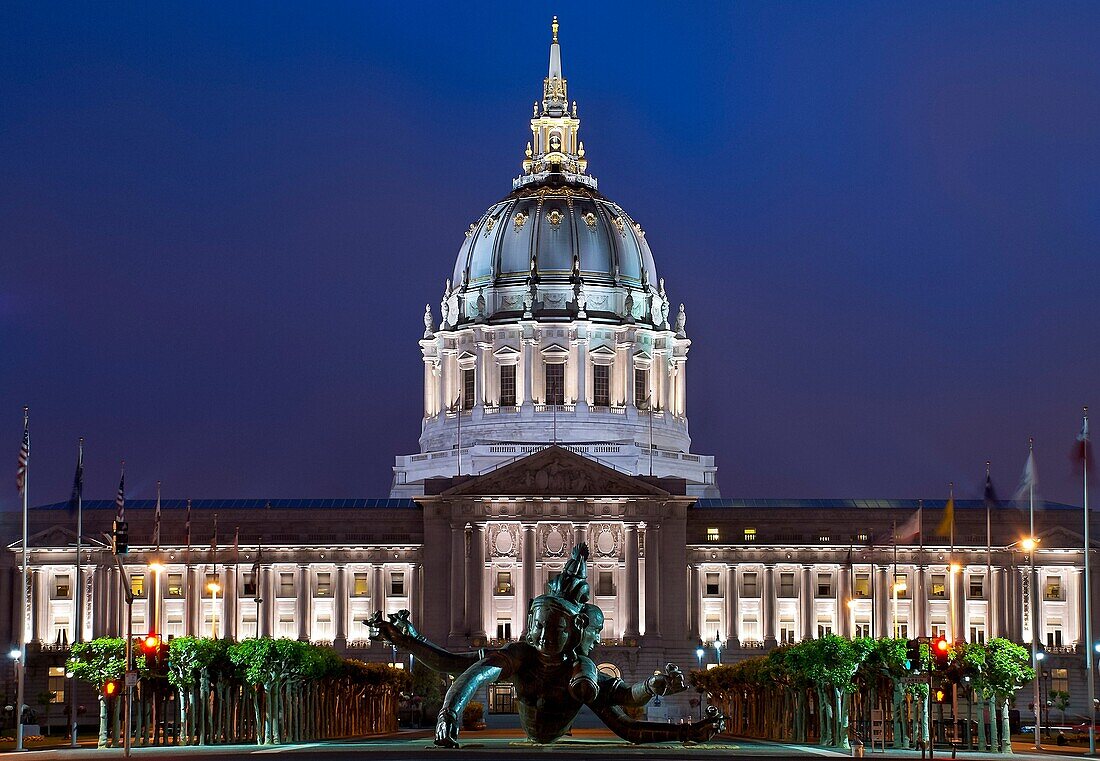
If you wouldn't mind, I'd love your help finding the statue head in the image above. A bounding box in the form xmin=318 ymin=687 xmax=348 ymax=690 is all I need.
xmin=526 ymin=595 xmax=587 ymax=659
xmin=578 ymin=603 xmax=604 ymax=656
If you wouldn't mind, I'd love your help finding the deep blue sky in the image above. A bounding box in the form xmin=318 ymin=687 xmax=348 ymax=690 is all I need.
xmin=2 ymin=2 xmax=1098 ymax=509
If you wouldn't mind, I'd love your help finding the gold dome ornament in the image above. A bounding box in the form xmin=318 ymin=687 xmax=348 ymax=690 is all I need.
xmin=513 ymin=211 xmax=528 ymax=231
xmin=547 ymin=209 xmax=563 ymax=228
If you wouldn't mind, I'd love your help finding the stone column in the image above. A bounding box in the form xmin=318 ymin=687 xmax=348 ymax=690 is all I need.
xmin=951 ymin=567 xmax=966 ymax=642
xmin=92 ymin=563 xmax=108 ymax=638
xmin=838 ymin=566 xmax=851 ymax=638
xmin=677 ymin=358 xmax=687 ymax=417
xmin=521 ymin=340 xmax=534 ymax=408
xmin=449 ymin=526 xmax=466 ymax=637
xmin=801 ymin=565 xmax=814 ymax=640
xmin=763 ymin=565 xmax=777 ymax=647
xmin=687 ymin=565 xmax=700 ymax=641
xmin=624 ymin=524 xmax=640 ymax=638
xmin=1007 ymin=566 xmax=1021 ymax=641
xmin=409 ymin=562 xmax=421 ymax=625
xmin=260 ymin=565 xmax=274 ymax=638
xmin=660 ymin=355 xmax=671 ymax=412
xmin=297 ymin=565 xmax=311 ymax=641
xmin=373 ymin=564 xmax=386 ymax=618
xmin=522 ymin=525 xmax=537 ymax=615
xmin=626 ymin=351 xmax=636 ymax=408
xmin=913 ymin=566 xmax=927 ymax=638
xmin=726 ymin=566 xmax=739 ymax=646
xmin=334 ymin=565 xmax=348 ymax=647
xmin=643 ymin=524 xmax=661 ymax=638
xmin=988 ymin=566 xmax=1000 ymax=639
xmin=874 ymin=565 xmax=890 ymax=639
xmin=423 ymin=359 xmax=435 ymax=418
xmin=30 ymin=569 xmax=42 ymax=644
xmin=468 ymin=525 xmax=486 ymax=639
xmin=575 ymin=339 xmax=588 ymax=411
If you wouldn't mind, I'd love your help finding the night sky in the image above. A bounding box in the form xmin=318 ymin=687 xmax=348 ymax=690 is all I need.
xmin=2 ymin=2 xmax=1098 ymax=510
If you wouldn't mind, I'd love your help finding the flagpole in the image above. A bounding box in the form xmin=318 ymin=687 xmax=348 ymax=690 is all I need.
xmin=71 ymin=436 xmax=83 ymax=748
xmin=16 ymin=406 xmax=29 ymax=752
xmin=918 ymin=500 xmax=926 ymax=638
xmin=986 ymin=461 xmax=992 ymax=643
xmin=949 ymin=481 xmax=956 ymax=643
xmin=1082 ymin=406 xmax=1095 ymax=756
xmin=892 ymin=520 xmax=898 ymax=639
xmin=1029 ymin=437 xmax=1040 ymax=752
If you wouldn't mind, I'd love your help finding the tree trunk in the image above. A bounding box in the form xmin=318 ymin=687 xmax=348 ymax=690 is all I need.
xmin=98 ymin=696 xmax=109 ymax=748
xmin=998 ymin=698 xmax=1012 ymax=754
xmin=110 ymin=696 xmax=121 ymax=748
xmin=976 ymin=698 xmax=987 ymax=752
xmin=987 ymin=697 xmax=999 ymax=753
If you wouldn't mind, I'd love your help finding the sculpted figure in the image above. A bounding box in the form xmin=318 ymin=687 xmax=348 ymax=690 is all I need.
xmin=423 ymin=304 xmax=434 ymax=338
xmin=368 ymin=543 xmax=724 ymax=746
xmin=440 ymin=279 xmax=452 ymax=327
xmin=675 ymin=303 xmax=687 ymax=337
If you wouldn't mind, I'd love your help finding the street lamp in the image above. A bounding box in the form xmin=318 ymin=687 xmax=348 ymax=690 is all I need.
xmin=695 ymin=647 xmax=704 ymax=669
xmin=714 ymin=631 xmax=724 ymax=666
xmin=208 ymin=581 xmax=222 ymax=639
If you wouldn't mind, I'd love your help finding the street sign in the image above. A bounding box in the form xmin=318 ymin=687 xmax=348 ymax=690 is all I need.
xmin=124 ymin=671 xmax=138 ymax=687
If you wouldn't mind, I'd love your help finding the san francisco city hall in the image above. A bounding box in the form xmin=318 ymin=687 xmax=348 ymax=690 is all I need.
xmin=3 ymin=23 xmax=1096 ymax=723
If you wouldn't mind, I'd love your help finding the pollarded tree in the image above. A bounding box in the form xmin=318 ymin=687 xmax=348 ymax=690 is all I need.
xmin=798 ymin=635 xmax=865 ymax=749
xmin=228 ymin=638 xmax=282 ymax=745
xmin=67 ymin=638 xmax=126 ymax=747
xmin=974 ymin=638 xmax=1034 ymax=754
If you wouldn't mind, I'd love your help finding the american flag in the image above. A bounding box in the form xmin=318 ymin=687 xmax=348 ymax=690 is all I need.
xmin=185 ymin=499 xmax=192 ymax=562
xmin=114 ymin=464 xmax=125 ymax=521
xmin=16 ymin=411 xmax=29 ymax=496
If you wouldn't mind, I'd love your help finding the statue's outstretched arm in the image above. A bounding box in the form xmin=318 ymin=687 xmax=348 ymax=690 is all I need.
xmin=367 ymin=610 xmax=481 ymax=675
xmin=435 ymin=651 xmax=514 ymax=748
xmin=610 ymin=663 xmax=689 ymax=708
xmin=593 ymin=704 xmax=725 ymax=745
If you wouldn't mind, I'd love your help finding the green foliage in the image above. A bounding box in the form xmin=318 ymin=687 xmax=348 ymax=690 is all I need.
xmin=974 ymin=638 xmax=1034 ymax=700
xmin=68 ymin=638 xmax=127 ymax=688
xmin=1052 ymin=690 xmax=1071 ymax=712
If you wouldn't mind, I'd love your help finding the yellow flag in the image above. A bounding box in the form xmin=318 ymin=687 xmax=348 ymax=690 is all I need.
xmin=935 ymin=496 xmax=954 ymax=537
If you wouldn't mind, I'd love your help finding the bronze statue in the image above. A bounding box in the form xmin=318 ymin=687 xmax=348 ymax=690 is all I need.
xmin=368 ymin=543 xmax=724 ymax=746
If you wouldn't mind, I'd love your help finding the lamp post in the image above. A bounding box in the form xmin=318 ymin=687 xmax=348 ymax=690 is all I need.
xmin=8 ymin=649 xmax=21 ymax=744
xmin=208 ymin=581 xmax=222 ymax=639
xmin=695 ymin=646 xmax=704 ymax=670
xmin=1022 ymin=536 xmax=1041 ymax=750
xmin=714 ymin=631 xmax=724 ymax=666
xmin=1035 ymin=651 xmax=1046 ymax=739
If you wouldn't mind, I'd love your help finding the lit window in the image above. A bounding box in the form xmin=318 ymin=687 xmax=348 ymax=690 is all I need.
xmin=496 ymin=571 xmax=513 ymax=595
xmin=545 ymin=363 xmax=565 ymax=405
xmin=816 ymin=573 xmax=833 ymax=597
xmin=856 ymin=533 xmax=870 ymax=543
xmin=1044 ymin=577 xmax=1063 ymax=601
xmin=818 ymin=535 xmax=831 ymax=543
xmin=202 ymin=573 xmax=220 ymax=598
xmin=242 ymin=572 xmax=257 ymax=598
xmin=1052 ymin=668 xmax=1069 ymax=694
xmin=893 ymin=573 xmax=908 ymax=598
xmin=779 ymin=619 xmax=796 ymax=644
xmin=705 ymin=572 xmax=720 ymax=596
xmin=462 ymin=368 xmax=475 ymax=410
xmin=53 ymin=575 xmax=71 ymax=599
xmin=706 ymin=527 xmax=720 ymax=542
xmin=390 ymin=572 xmax=405 ymax=597
xmin=593 ymin=365 xmax=610 ymax=407
xmin=499 ymin=365 xmax=516 ymax=407
xmin=634 ymin=368 xmax=649 ymax=409
xmin=167 ymin=573 xmax=184 ymax=598
xmin=597 ymin=571 xmax=615 ymax=597
xmin=130 ymin=573 xmax=145 ymax=598
xmin=315 ymin=572 xmax=332 ymax=597
xmin=853 ymin=574 xmax=871 ymax=598
xmin=48 ymin=666 xmax=66 ymax=704
xmin=968 ymin=575 xmax=984 ymax=599
xmin=930 ymin=574 xmax=946 ymax=598
xmin=743 ymin=528 xmax=757 ymax=543
xmin=353 ymin=572 xmax=369 ymax=597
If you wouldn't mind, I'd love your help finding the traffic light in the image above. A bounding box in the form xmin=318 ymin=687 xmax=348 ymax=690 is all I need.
xmin=905 ymin=638 xmax=922 ymax=671
xmin=934 ymin=686 xmax=947 ymax=703
xmin=931 ymin=635 xmax=951 ymax=668
xmin=142 ymin=634 xmax=161 ymax=652
xmin=112 ymin=520 xmax=129 ymax=555
xmin=140 ymin=633 xmax=166 ymax=670
xmin=103 ymin=679 xmax=120 ymax=698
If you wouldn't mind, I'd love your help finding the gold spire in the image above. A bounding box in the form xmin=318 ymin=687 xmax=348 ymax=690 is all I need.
xmin=552 ymin=16 xmax=559 ymax=43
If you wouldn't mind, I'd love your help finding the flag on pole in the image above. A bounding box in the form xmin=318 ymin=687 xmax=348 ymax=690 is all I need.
xmin=67 ymin=441 xmax=84 ymax=513
xmin=1012 ymin=449 xmax=1038 ymax=505
xmin=1076 ymin=414 xmax=1093 ymax=473
xmin=153 ymin=481 xmax=162 ymax=548
xmin=983 ymin=469 xmax=999 ymax=507
xmin=114 ymin=463 xmax=125 ymax=521
xmin=210 ymin=513 xmax=218 ymax=565
xmin=16 ymin=413 xmax=29 ymax=496
xmin=893 ymin=507 xmax=922 ymax=544
xmin=233 ymin=526 xmax=240 ymax=566
xmin=935 ymin=494 xmax=954 ymax=537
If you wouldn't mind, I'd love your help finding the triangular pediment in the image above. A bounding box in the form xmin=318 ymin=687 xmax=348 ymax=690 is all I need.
xmin=442 ymin=445 xmax=669 ymax=497
xmin=590 ymin=345 xmax=616 ymax=358
xmin=493 ymin=345 xmax=520 ymax=358
xmin=457 ymin=350 xmax=477 ymax=360
xmin=9 ymin=525 xmax=81 ymax=550
xmin=540 ymin=344 xmax=569 ymax=358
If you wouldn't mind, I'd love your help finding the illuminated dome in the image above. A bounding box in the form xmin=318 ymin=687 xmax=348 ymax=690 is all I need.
xmin=392 ymin=18 xmax=719 ymax=499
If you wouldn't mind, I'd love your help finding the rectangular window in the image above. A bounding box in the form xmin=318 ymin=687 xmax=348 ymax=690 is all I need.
xmin=242 ymin=572 xmax=257 ymax=598
xmin=48 ymin=666 xmax=66 ymax=704
xmin=278 ymin=572 xmax=295 ymax=597
xmin=742 ymin=615 xmax=759 ymax=642
xmin=130 ymin=573 xmax=145 ymax=598
xmin=353 ymin=572 xmax=370 ymax=597
xmin=705 ymin=572 xmax=720 ymax=596
xmin=930 ymin=574 xmax=947 ymax=598
xmin=854 ymin=574 xmax=871 ymax=598
xmin=462 ymin=368 xmax=475 ymax=410
xmin=593 ymin=364 xmax=610 ymax=407
xmin=896 ymin=623 xmax=909 ymax=638
xmin=1046 ymin=628 xmax=1064 ymax=648
xmin=931 ymin=620 xmax=947 ymax=638
xmin=634 ymin=368 xmax=649 ymax=408
xmin=545 ymin=363 xmax=564 ymax=405
xmin=597 ymin=571 xmax=615 ymax=597
xmin=54 ymin=575 xmax=71 ymax=599
xmin=893 ymin=573 xmax=908 ymax=598
xmin=779 ymin=572 xmax=795 ymax=598
xmin=970 ymin=624 xmax=986 ymax=644
xmin=742 ymin=572 xmax=758 ymax=597
xmin=704 ymin=613 xmax=722 ymax=641
xmin=854 ymin=622 xmax=871 ymax=638
xmin=968 ymin=575 xmax=985 ymax=599
xmin=1044 ymin=576 xmax=1063 ymax=601
xmin=496 ymin=620 xmax=513 ymax=641
xmin=706 ymin=527 xmax=719 ymax=542
xmin=496 ymin=571 xmax=513 ymax=595
xmin=818 ymin=535 xmax=831 ymax=543
xmin=390 ymin=572 xmax=405 ymax=597
xmin=315 ymin=572 xmax=332 ymax=597
xmin=817 ymin=573 xmax=833 ymax=598
xmin=817 ymin=621 xmax=834 ymax=638
xmin=499 ymin=365 xmax=517 ymax=407
xmin=779 ymin=619 xmax=796 ymax=644
xmin=203 ymin=573 xmax=220 ymax=598
xmin=1051 ymin=668 xmax=1069 ymax=694
xmin=743 ymin=528 xmax=757 ymax=543
xmin=167 ymin=573 xmax=184 ymax=598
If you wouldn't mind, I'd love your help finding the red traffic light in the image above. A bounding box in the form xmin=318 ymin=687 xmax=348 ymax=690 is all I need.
xmin=143 ymin=634 xmax=161 ymax=651
xmin=935 ymin=638 xmax=950 ymax=654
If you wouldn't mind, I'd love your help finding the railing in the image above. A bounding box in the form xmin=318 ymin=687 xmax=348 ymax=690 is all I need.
xmin=534 ymin=403 xmax=575 ymax=413
xmin=1046 ymin=644 xmax=1077 ymax=655
xmin=740 ymin=639 xmax=767 ymax=649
